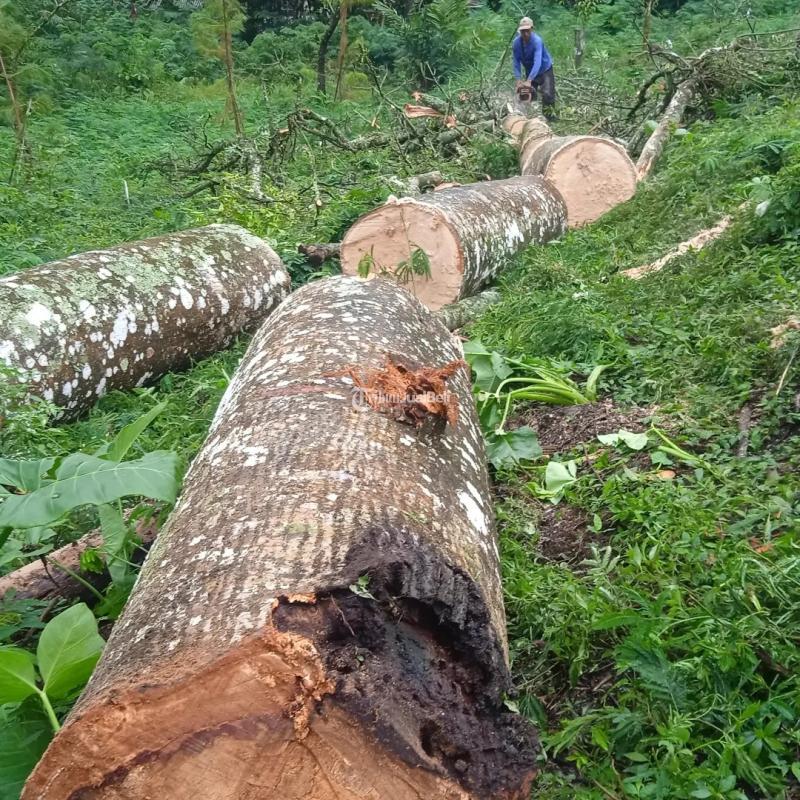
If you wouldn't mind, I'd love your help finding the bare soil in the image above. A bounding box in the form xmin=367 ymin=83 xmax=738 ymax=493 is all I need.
xmin=510 ymin=398 xmax=652 ymax=454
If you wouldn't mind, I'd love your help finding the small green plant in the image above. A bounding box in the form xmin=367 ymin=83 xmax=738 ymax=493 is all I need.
xmin=0 ymin=404 xmax=179 ymax=582
xmin=357 ymin=246 xmax=431 ymax=285
xmin=349 ymin=574 xmax=376 ymax=600
xmin=464 ymin=340 xmax=606 ymax=469
xmin=394 ymin=247 xmax=431 ymax=285
xmin=0 ymin=603 xmax=104 ymax=732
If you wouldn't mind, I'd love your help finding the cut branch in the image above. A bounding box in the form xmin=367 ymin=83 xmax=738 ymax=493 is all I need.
xmin=0 ymin=514 xmax=158 ymax=603
xmin=298 ymin=242 xmax=341 ymax=266
xmin=635 ymin=79 xmax=697 ymax=180
xmin=437 ymin=290 xmax=502 ymax=331
xmin=622 ymin=212 xmax=734 ymax=279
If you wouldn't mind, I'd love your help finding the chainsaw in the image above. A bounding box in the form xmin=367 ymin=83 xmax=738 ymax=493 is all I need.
xmin=516 ymin=81 xmax=533 ymax=104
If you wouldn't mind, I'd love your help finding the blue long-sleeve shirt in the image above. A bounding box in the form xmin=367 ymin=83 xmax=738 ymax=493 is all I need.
xmin=512 ymin=33 xmax=553 ymax=80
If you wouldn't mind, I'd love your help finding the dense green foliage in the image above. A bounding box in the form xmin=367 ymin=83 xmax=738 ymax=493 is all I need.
xmin=1 ymin=0 xmax=799 ymax=797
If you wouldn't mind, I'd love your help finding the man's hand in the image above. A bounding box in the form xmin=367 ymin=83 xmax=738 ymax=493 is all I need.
xmin=515 ymin=79 xmax=530 ymax=90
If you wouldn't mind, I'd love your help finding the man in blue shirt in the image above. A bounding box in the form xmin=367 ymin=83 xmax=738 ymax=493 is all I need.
xmin=512 ymin=16 xmax=556 ymax=118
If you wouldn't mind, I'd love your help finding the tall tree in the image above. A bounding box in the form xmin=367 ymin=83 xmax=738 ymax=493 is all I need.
xmin=192 ymin=0 xmax=246 ymax=136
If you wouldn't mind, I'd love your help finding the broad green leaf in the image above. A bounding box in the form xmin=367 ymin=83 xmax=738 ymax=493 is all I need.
xmin=791 ymin=763 xmax=800 ymax=782
xmin=597 ymin=430 xmax=648 ymax=450
xmin=36 ymin=604 xmax=105 ymax=700
xmin=485 ymin=427 xmax=542 ymax=469
xmin=463 ymin=339 xmax=511 ymax=392
xmin=619 ymin=430 xmax=649 ymax=451
xmin=545 ymin=460 xmax=577 ymax=493
xmin=0 ymin=648 xmax=38 ymax=704
xmin=101 ymin=402 xmax=167 ymax=462
xmin=98 ymin=504 xmax=130 ymax=585
xmin=0 ymin=459 xmax=55 ymax=492
xmin=0 ymin=700 xmax=53 ymax=800
xmin=98 ymin=504 xmax=127 ymax=557
xmin=0 ymin=451 xmax=180 ymax=529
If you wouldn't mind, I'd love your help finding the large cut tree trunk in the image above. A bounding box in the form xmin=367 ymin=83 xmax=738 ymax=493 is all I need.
xmin=24 ymin=276 xmax=537 ymax=800
xmin=340 ymin=177 xmax=566 ymax=310
xmin=505 ymin=114 xmax=637 ymax=227
xmin=0 ymin=224 xmax=290 ymax=420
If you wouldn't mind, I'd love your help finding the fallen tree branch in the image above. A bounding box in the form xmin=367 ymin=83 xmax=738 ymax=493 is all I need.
xmin=0 ymin=513 xmax=158 ymax=602
xmin=635 ymin=78 xmax=697 ymax=180
xmin=436 ymin=290 xmax=502 ymax=331
xmin=298 ymin=242 xmax=341 ymax=266
xmin=622 ymin=212 xmax=733 ymax=278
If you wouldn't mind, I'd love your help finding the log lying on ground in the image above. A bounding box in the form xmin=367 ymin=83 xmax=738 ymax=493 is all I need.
xmin=437 ymin=289 xmax=502 ymax=331
xmin=24 ymin=275 xmax=537 ymax=800
xmin=505 ymin=114 xmax=637 ymax=227
xmin=340 ymin=177 xmax=567 ymax=311
xmin=0 ymin=514 xmax=158 ymax=603
xmin=0 ymin=225 xmax=291 ymax=420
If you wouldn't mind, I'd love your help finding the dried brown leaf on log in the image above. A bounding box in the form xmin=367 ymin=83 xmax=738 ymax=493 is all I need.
xmin=338 ymin=354 xmax=468 ymax=428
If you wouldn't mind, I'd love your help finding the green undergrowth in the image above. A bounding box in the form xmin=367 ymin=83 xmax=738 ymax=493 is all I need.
xmin=471 ymin=98 xmax=800 ymax=799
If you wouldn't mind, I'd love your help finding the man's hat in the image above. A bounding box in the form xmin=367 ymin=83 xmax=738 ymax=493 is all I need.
xmin=518 ymin=16 xmax=533 ymax=31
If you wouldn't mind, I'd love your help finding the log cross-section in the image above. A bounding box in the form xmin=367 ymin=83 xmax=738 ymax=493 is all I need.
xmin=23 ymin=276 xmax=537 ymax=800
xmin=506 ymin=114 xmax=637 ymax=227
xmin=0 ymin=224 xmax=291 ymax=420
xmin=340 ymin=176 xmax=567 ymax=310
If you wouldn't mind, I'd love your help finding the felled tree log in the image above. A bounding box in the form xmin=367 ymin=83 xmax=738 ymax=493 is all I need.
xmin=24 ymin=276 xmax=537 ymax=800
xmin=340 ymin=177 xmax=567 ymax=311
xmin=0 ymin=514 xmax=158 ymax=602
xmin=437 ymin=290 xmax=502 ymax=331
xmin=0 ymin=225 xmax=291 ymax=420
xmin=506 ymin=114 xmax=637 ymax=227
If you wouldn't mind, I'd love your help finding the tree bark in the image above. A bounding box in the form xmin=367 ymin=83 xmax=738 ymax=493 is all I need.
xmin=317 ymin=11 xmax=339 ymax=94
xmin=221 ymin=0 xmax=244 ymax=137
xmin=23 ymin=275 xmax=537 ymax=800
xmin=574 ymin=27 xmax=586 ymax=69
xmin=635 ymin=78 xmax=696 ymax=181
xmin=0 ymin=224 xmax=291 ymax=421
xmin=340 ymin=176 xmax=567 ymax=310
xmin=505 ymin=114 xmax=637 ymax=228
xmin=298 ymin=242 xmax=341 ymax=266
xmin=621 ymin=211 xmax=734 ymax=279
xmin=0 ymin=49 xmax=23 ymax=141
xmin=437 ymin=289 xmax=502 ymax=331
